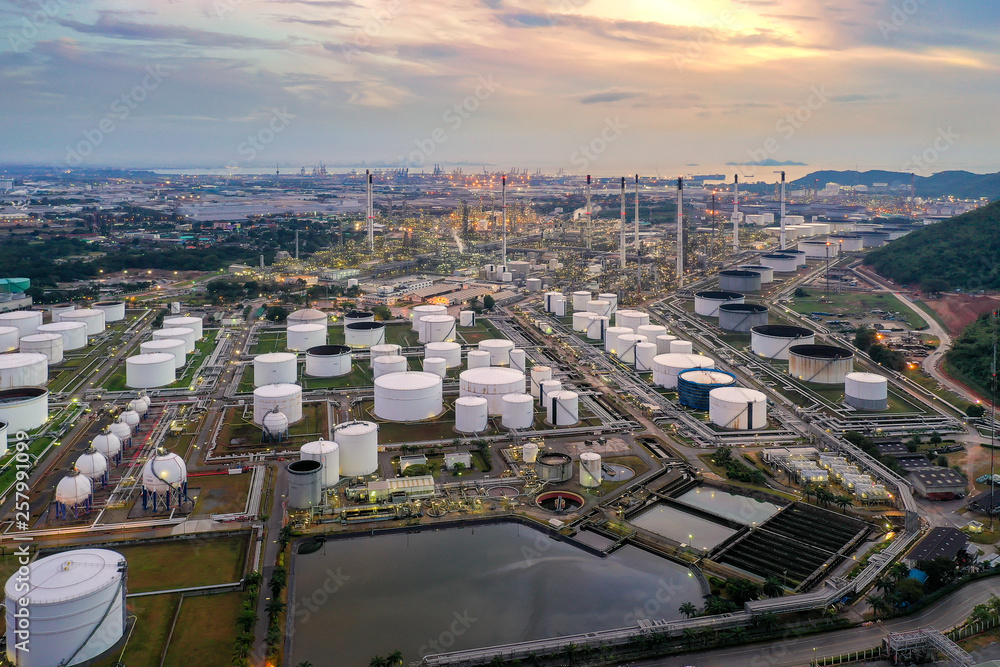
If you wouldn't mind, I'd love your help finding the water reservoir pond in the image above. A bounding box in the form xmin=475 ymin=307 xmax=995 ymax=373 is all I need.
xmin=629 ymin=504 xmax=737 ymax=550
xmin=289 ymin=522 xmax=703 ymax=665
xmin=675 ymin=487 xmax=782 ymax=526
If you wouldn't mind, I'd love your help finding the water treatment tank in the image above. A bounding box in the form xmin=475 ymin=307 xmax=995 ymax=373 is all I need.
xmin=573 ymin=311 xmax=597 ymax=333
xmin=737 ymin=265 xmax=775 ymax=283
xmin=91 ymin=429 xmax=122 ymax=461
xmin=750 ymin=325 xmax=816 ymax=360
xmin=586 ymin=315 xmax=610 ymax=340
xmin=163 ymin=315 xmax=205 ymax=339
xmin=287 ymin=323 xmax=327 ymax=351
xmin=286 ymin=459 xmax=323 ymax=509
xmin=370 ymin=343 xmax=402 ymax=359
xmin=586 ymin=299 xmax=612 ymax=317
xmin=580 ymin=452 xmax=602 ymax=488
xmin=677 ymin=369 xmax=738 ymax=410
xmin=655 ymin=334 xmax=677 ymax=355
xmin=669 ymin=340 xmax=694 ymax=354
xmin=760 ymin=254 xmax=799 ymax=273
xmin=374 ymin=371 xmax=443 ymax=421
xmin=0 ymin=353 xmax=48 ymax=388
xmin=455 ymin=396 xmax=489 ymax=433
xmin=635 ymin=342 xmax=657 ymax=372
xmin=535 ymin=452 xmax=573 ymax=482
xmin=4 ymin=548 xmax=127 ymax=667
xmin=845 ymin=372 xmax=889 ymax=411
xmin=709 ymin=387 xmax=768 ymax=429
xmin=546 ymin=390 xmax=579 ymax=426
xmin=501 ymin=393 xmax=534 ymax=430
xmin=262 ymin=408 xmax=289 ymax=439
xmin=411 ymin=304 xmax=447 ymax=331
xmin=76 ymin=447 xmax=108 ymax=483
xmin=467 ymin=350 xmax=491 ymax=369
xmin=142 ymin=449 xmax=186 ymax=495
xmin=530 ymin=366 xmax=552 ymax=398
xmin=598 ymin=292 xmax=619 ymax=314
xmin=616 ymin=309 xmax=650 ymax=332
xmin=718 ymin=303 xmax=769 ymax=332
xmin=652 ymin=353 xmax=716 ymax=389
xmin=0 ymin=387 xmax=49 ymax=432
xmin=139 ymin=338 xmax=186 ymax=369
xmin=55 ymin=469 xmax=93 ymax=509
xmin=459 ymin=310 xmax=477 ymax=326
xmin=694 ymin=291 xmax=745 ymax=317
xmin=0 ymin=326 xmax=18 ymax=352
xmin=615 ymin=333 xmax=648 ymax=365
xmin=92 ymin=301 xmax=126 ymax=323
xmin=418 ymin=314 xmax=457 ymax=343
xmin=343 ymin=310 xmax=374 ymax=327
xmin=719 ymin=270 xmax=762 ymax=292
xmin=604 ymin=326 xmax=633 ymax=355
xmin=253 ymin=383 xmax=303 ymax=424
xmin=460 ymin=367 xmax=526 ymax=415
xmin=332 ymin=421 xmax=378 ymax=477
xmin=0 ymin=310 xmax=43 ymax=338
xmin=36 ymin=321 xmax=87 ymax=351
xmin=300 ymin=439 xmax=340 ymax=488
xmin=479 ymin=338 xmax=515 ymax=366
xmin=788 ymin=344 xmax=854 ymax=384
xmin=305 ymin=345 xmax=352 ymax=377
xmin=19 ymin=333 xmax=63 ymax=364
xmin=345 ymin=321 xmax=386 ymax=348
xmin=425 ymin=341 xmax=461 ymax=368
xmin=254 ymin=352 xmax=298 ymax=386
xmin=153 ymin=327 xmax=196 ymax=354
xmin=522 ymin=441 xmax=539 ymax=463
xmin=372 ymin=355 xmax=407 ymax=379
xmin=422 ymin=357 xmax=447 ymax=377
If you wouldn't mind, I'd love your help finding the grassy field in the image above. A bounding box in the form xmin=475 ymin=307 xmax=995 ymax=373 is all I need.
xmin=104 ymin=336 xmax=218 ymax=392
xmin=786 ymin=292 xmax=928 ymax=329
xmin=108 ymin=534 xmax=249 ymax=593
xmin=215 ymin=402 xmax=328 ymax=455
xmin=189 ymin=473 xmax=253 ymax=515
xmin=93 ymin=594 xmax=179 ymax=667
xmin=162 ymin=592 xmax=245 ymax=667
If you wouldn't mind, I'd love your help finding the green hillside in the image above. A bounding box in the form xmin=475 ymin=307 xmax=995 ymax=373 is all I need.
xmin=863 ymin=200 xmax=1000 ymax=290
xmin=946 ymin=313 xmax=999 ymax=402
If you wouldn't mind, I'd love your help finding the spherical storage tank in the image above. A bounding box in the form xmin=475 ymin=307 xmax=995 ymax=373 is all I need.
xmin=286 ymin=460 xmax=322 ymax=509
xmin=254 ymin=352 xmax=298 ymax=386
xmin=421 ymin=357 xmax=446 ymax=378
xmin=285 ymin=309 xmax=327 ymax=331
xmin=19 ymin=333 xmax=63 ymax=364
xmin=300 ymin=439 xmax=340 ymax=488
xmin=153 ymin=327 xmax=196 ymax=354
xmin=737 ymin=265 xmax=774 ymax=284
xmin=788 ymin=344 xmax=853 ymax=384
xmin=119 ymin=408 xmax=140 ymax=432
xmin=109 ymin=420 xmax=132 ymax=445
xmin=141 ymin=448 xmax=187 ymax=506
xmin=845 ymin=372 xmax=889 ymax=411
xmin=372 ymin=355 xmax=407 ymax=378
xmin=546 ymin=390 xmax=579 ymax=426
xmin=580 ymin=452 xmax=602 ymax=488
xmin=718 ymin=303 xmax=769 ymax=332
xmin=125 ymin=353 xmax=175 ymax=389
xmin=615 ymin=334 xmax=647 ymax=365
xmin=91 ymin=429 xmax=122 ymax=462
xmin=343 ymin=310 xmax=374 ymax=327
xmin=0 ymin=387 xmax=49 ymax=432
xmin=55 ymin=468 xmax=92 ymax=514
xmin=140 ymin=338 xmax=187 ymax=369
xmin=586 ymin=300 xmax=612 ymax=317
xmin=418 ymin=315 xmax=456 ymax=343
xmin=287 ymin=324 xmax=327 ymax=351
xmin=0 ymin=353 xmax=47 ymax=388
xmin=460 ymin=367 xmax=526 ymax=415
xmin=0 ymin=310 xmax=43 ymax=338
xmin=262 ymin=408 xmax=289 ymax=440
xmin=60 ymin=309 xmax=106 ymax=336
xmin=535 ymin=452 xmax=573 ymax=482
xmin=694 ymin=291 xmax=744 ymax=317
xmin=616 ymin=309 xmax=649 ymax=332
xmin=374 ymin=371 xmax=443 ymax=421
xmin=479 ymin=338 xmax=515 ymax=366
xmin=305 ymin=345 xmax=351 ymax=377
xmin=719 ymin=270 xmax=762 ymax=292
xmin=652 ymin=353 xmax=715 ymax=389
xmin=530 ymin=366 xmax=552 ymax=398
xmin=0 ymin=326 xmax=18 ymax=353
xmin=501 ymin=393 xmax=534 ymax=429
xmin=677 ymin=369 xmax=737 ymax=410
xmin=4 ymin=548 xmax=127 ymax=667
xmin=760 ymin=254 xmax=798 ymax=273
xmin=424 ymin=341 xmax=461 ymax=368
xmin=635 ymin=342 xmax=657 ymax=372
xmin=587 ymin=315 xmax=610 ymax=340
xmin=370 ymin=343 xmax=402 ymax=360
xmin=455 ymin=396 xmax=489 ymax=433
xmin=411 ymin=304 xmax=447 ymax=332
xmin=345 ymin=322 xmax=386 ymax=348
xmin=604 ymin=326 xmax=633 ymax=355
xmin=75 ymin=447 xmax=108 ymax=484
xmin=253 ymin=383 xmax=302 ymax=424
xmin=332 ymin=421 xmax=378 ymax=477
xmin=36 ymin=321 xmax=87 ymax=351
xmin=751 ymin=325 xmax=815 ymax=360
xmin=92 ymin=301 xmax=126 ymax=322
xmin=709 ymin=387 xmax=768 ymax=430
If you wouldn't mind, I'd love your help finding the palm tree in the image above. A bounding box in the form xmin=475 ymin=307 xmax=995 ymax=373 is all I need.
xmin=889 ymin=562 xmax=909 ymax=582
xmin=815 ymin=487 xmax=833 ymax=507
xmin=489 ymin=655 xmax=506 ymax=667
xmin=679 ymin=601 xmax=699 ymax=618
xmin=244 ymin=570 xmax=263 ymax=591
xmin=265 ymin=599 xmax=286 ymax=619
xmin=564 ymin=643 xmax=578 ymax=665
xmin=232 ymin=633 xmax=253 ymax=663
xmin=869 ymin=594 xmax=891 ymax=619
xmin=731 ymin=626 xmax=748 ymax=644
xmin=526 ymin=651 xmax=542 ymax=667
xmin=762 ymin=576 xmax=784 ymax=598
xmin=756 ymin=612 xmax=779 ymax=632
xmin=269 ymin=565 xmax=288 ymax=596
xmin=874 ymin=577 xmax=892 ymax=593
xmin=834 ymin=495 xmax=852 ymax=513
xmin=236 ymin=607 xmax=257 ymax=633
xmin=369 ymin=657 xmax=388 ymax=667
xmin=802 ymin=484 xmax=816 ymax=504
xmin=682 ymin=627 xmax=697 ymax=648
xmin=387 ymin=651 xmax=404 ymax=667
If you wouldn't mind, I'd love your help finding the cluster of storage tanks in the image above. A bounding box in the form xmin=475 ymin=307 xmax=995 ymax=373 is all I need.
xmin=288 ymin=420 xmax=381 ymax=509
xmin=125 ymin=314 xmax=204 ymax=389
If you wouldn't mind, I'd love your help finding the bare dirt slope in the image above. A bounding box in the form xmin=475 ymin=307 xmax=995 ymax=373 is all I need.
xmin=921 ymin=293 xmax=1000 ymax=335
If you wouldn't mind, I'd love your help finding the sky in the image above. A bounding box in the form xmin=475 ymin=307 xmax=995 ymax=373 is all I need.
xmin=1 ymin=0 xmax=998 ymax=177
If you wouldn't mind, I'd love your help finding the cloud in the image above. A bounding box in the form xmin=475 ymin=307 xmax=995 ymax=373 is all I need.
xmin=56 ymin=15 xmax=287 ymax=49
xmin=579 ymin=91 xmax=642 ymax=104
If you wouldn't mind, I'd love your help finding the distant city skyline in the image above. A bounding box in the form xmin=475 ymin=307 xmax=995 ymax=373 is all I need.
xmin=1 ymin=0 xmax=997 ymax=175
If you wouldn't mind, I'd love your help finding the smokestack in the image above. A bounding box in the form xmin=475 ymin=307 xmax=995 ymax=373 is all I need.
xmin=260 ymin=254 xmax=264 ymax=270
xmin=620 ymin=176 xmax=626 ymax=266
xmin=366 ymin=170 xmax=375 ymax=252
xmin=676 ymin=177 xmax=684 ymax=288
xmin=732 ymin=174 xmax=740 ymax=253
xmin=779 ymin=170 xmax=786 ymax=250
xmin=295 ymin=229 xmax=299 ymax=260
xmin=634 ymin=174 xmax=640 ymax=250
xmin=585 ymin=175 xmax=592 ymax=251
xmin=501 ymin=175 xmax=507 ymax=269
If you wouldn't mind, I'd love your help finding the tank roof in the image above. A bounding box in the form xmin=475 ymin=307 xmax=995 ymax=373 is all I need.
xmin=345 ymin=321 xmax=384 ymax=330
xmin=127 ymin=353 xmax=175 ymax=365
xmin=253 ymin=383 xmax=302 ymax=397
xmin=374 ymin=371 xmax=441 ymax=390
xmin=789 ymin=344 xmax=853 ymax=359
xmin=4 ymin=549 xmax=124 ymax=603
xmin=751 ymin=324 xmax=814 ymax=337
xmin=0 ymin=353 xmax=47 ymax=368
xmin=306 ymin=344 xmax=351 ymax=356
xmin=719 ymin=303 xmax=768 ymax=313
xmin=696 ymin=291 xmax=744 ymax=299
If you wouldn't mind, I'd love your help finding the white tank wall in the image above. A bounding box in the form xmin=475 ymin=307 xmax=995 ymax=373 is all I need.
xmin=546 ymin=390 xmax=579 ymax=426
xmin=374 ymin=372 xmax=443 ymax=421
xmin=587 ymin=300 xmax=612 ymax=317
xmin=636 ymin=324 xmax=667 ymax=340
xmin=615 ymin=334 xmax=648 ymax=365
xmin=652 ymin=353 xmax=715 ymax=389
xmin=373 ymin=355 xmax=408 ymax=378
xmin=125 ymin=353 xmax=175 ymax=389
xmin=789 ymin=348 xmax=853 ymax=384
xmin=586 ymin=315 xmax=610 ymax=340
xmin=19 ymin=333 xmax=64 ymax=364
xmin=0 ymin=389 xmax=48 ymax=432
xmin=509 ymin=349 xmax=526 ymax=373
xmin=580 ymin=452 xmax=602 ymax=487
xmin=0 ymin=422 xmax=6 ymax=457
xmin=751 ymin=327 xmax=815 ymax=360
xmin=253 ymin=384 xmax=303 ymax=424
xmin=287 ymin=324 xmax=327 ymax=351
xmin=551 ymin=296 xmax=566 ymax=317
xmin=345 ymin=323 xmax=386 ymax=348
xmin=153 ymin=327 xmax=196 ymax=354
xmin=36 ymin=322 xmax=87 ymax=351
xmin=305 ymin=347 xmax=352 ymax=377
xmin=455 ymin=397 xmax=489 ymax=433
xmin=501 ymin=393 xmax=534 ymax=429
xmin=422 ymin=357 xmax=447 ymax=377
xmin=93 ymin=301 xmax=126 ymax=322
xmin=669 ymin=340 xmax=693 ymax=354
xmin=418 ymin=315 xmax=456 ymax=343
xmin=615 ymin=310 xmax=649 ymax=332
xmin=539 ymin=379 xmax=562 ymax=406
xmin=459 ymin=367 xmax=526 ymax=415
xmin=573 ymin=311 xmax=597 ymax=332
xmin=467 ymin=350 xmax=491 ymax=369
xmin=254 ymin=352 xmax=298 ymax=387
xmin=760 ymin=255 xmax=799 ymax=273
xmin=479 ymin=339 xmax=515 ymax=366
xmin=709 ymin=387 xmax=768 ymax=429
xmin=425 ymin=342 xmax=461 ymax=368
xmin=522 ymin=441 xmax=539 ymax=463
xmin=459 ymin=310 xmax=476 ymax=326
xmin=300 ymin=440 xmax=340 ymax=488
xmin=163 ymin=316 xmax=204 ymax=340
xmin=655 ymin=335 xmax=677 ymax=355
xmin=598 ymin=293 xmax=619 ymax=314
xmin=604 ymin=326 xmax=633 ymax=354
xmin=530 ymin=366 xmax=552 ymax=398
xmin=287 ymin=461 xmax=322 ymax=509
xmin=635 ymin=342 xmax=657 ymax=372
xmin=411 ymin=304 xmax=447 ymax=331
xmin=0 ymin=326 xmax=18 ymax=352
xmin=370 ymin=344 xmax=402 ymax=359
xmin=50 ymin=305 xmax=76 ymax=322
xmin=0 ymin=353 xmax=48 ymax=388
xmin=845 ymin=372 xmax=889 ymax=410
xmin=572 ymin=291 xmax=592 ymax=310
xmin=695 ymin=293 xmax=745 ymax=317
xmin=0 ymin=311 xmax=43 ymax=338
xmin=60 ymin=309 xmax=106 ymax=336
xmin=140 ymin=338 xmax=186 ymax=369
xmin=333 ymin=421 xmax=378 ymax=477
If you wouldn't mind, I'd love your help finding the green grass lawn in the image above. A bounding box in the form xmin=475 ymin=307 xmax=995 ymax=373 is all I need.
xmin=189 ymin=473 xmax=253 ymax=515
xmin=93 ymin=594 xmax=179 ymax=667
xmin=787 ymin=292 xmax=927 ymax=329
xmin=108 ymin=534 xmax=249 ymax=592
xmin=162 ymin=592 xmax=245 ymax=667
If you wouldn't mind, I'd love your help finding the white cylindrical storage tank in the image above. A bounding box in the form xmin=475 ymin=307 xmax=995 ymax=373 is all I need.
xmin=760 ymin=254 xmax=799 ymax=273
xmin=287 ymin=323 xmax=327 ymax=351
xmin=501 ymin=393 xmax=534 ymax=430
xmin=345 ymin=322 xmax=386 ymax=348
xmin=467 ymin=350 xmax=491 ymax=369
xmin=526 ymin=277 xmax=542 ymax=292
xmin=411 ymin=304 xmax=447 ymax=331
xmin=455 ymin=396 xmax=489 ymax=433
xmin=300 ymin=439 xmax=340 ymax=488
xmin=509 ymin=348 xmax=526 ymax=373
xmin=91 ymin=430 xmax=122 ymax=461
xmin=750 ymin=325 xmax=816 ymax=360
xmin=776 ymin=249 xmax=807 ymax=267
xmin=737 ymin=265 xmax=775 ymax=284
xmin=55 ymin=469 xmax=92 ymax=510
xmin=372 ymin=354 xmax=407 ymax=379
xmin=0 ymin=353 xmax=48 ymax=388
xmin=19 ymin=333 xmax=63 ymax=364
xmin=598 ymin=293 xmax=619 ymax=314
xmin=539 ymin=379 xmax=562 ymax=406
xmin=635 ymin=342 xmax=657 ymax=372
xmin=0 ymin=327 xmax=18 ymax=353
xmin=418 ymin=315 xmax=456 ymax=343
xmin=253 ymin=383 xmax=303 ymax=424
xmin=92 ymin=301 xmax=126 ymax=323
xmin=140 ymin=338 xmax=186 ymax=369
xmin=501 ymin=271 xmax=513 ymax=282
xmin=719 ymin=270 xmax=762 ymax=292
xmin=50 ymin=304 xmax=76 ymax=322
xmin=153 ymin=327 xmax=196 ymax=354
xmin=0 ymin=311 xmax=43 ymax=338
xmin=548 ymin=258 xmax=559 ymax=270
xmin=694 ymin=291 xmax=745 ymax=317
xmin=604 ymin=326 xmax=633 ymax=355
xmin=0 ymin=420 xmax=6 ymax=456
xmin=163 ymin=315 xmax=204 ymax=339
xmin=4 ymin=549 xmax=126 ymax=667
xmin=845 ymin=372 xmax=889 ymax=411
xmin=36 ymin=321 xmax=87 ymax=351
xmin=425 ymin=341 xmax=462 ymax=368
xmin=546 ymin=390 xmax=579 ymax=426
xmin=530 ymin=366 xmax=552 ymax=398
xmin=522 ymin=441 xmax=539 ymax=463
xmin=374 ymin=371 xmax=443 ymax=421
xmin=343 ymin=310 xmax=375 ymax=327
xmin=347 ymin=278 xmax=360 ymax=288
xmin=459 ymin=310 xmax=477 ymax=327
xmin=586 ymin=315 xmax=610 ymax=340
xmin=125 ymin=353 xmax=175 ymax=388
xmin=254 ymin=352 xmax=298 ymax=387
xmin=305 ymin=345 xmax=352 ymax=377
xmin=551 ymin=295 xmax=566 ymax=317
xmin=422 ymin=357 xmax=448 ymax=378
xmin=544 ymin=292 xmax=562 ymax=313
xmin=637 ymin=324 xmax=667 ymax=341
xmin=615 ymin=309 xmax=649 ymax=332
xmin=459 ymin=367 xmax=526 ymax=415
xmin=572 ymin=291 xmax=592 ymax=310
xmin=286 ymin=459 xmax=323 ymax=509
xmin=669 ymin=340 xmax=694 ymax=355
xmin=573 ymin=311 xmax=597 ymax=333
xmin=837 ymin=235 xmax=864 ymax=252
xmin=655 ymin=334 xmax=677 ymax=355
xmin=652 ymin=353 xmax=715 ymax=389
xmin=788 ymin=344 xmax=854 ymax=384
xmin=615 ymin=333 xmax=648 ymax=365
xmin=76 ymin=447 xmax=108 ymax=483
xmin=285 ymin=309 xmax=327 ymax=331
xmin=586 ymin=300 xmax=612 ymax=317
xmin=580 ymin=452 xmax=602 ymax=488
xmin=718 ymin=304 xmax=769 ymax=332
xmin=709 ymin=387 xmax=768 ymax=430
xmin=370 ymin=343 xmax=402 ymax=359
xmin=800 ymin=241 xmax=840 ymax=259
xmin=479 ymin=339 xmax=515 ymax=366
xmin=0 ymin=387 xmax=48 ymax=432
xmin=333 ymin=421 xmax=378 ymax=477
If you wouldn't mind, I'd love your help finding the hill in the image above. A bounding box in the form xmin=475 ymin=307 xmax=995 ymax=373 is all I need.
xmin=946 ymin=313 xmax=999 ymax=402
xmin=792 ymin=170 xmax=1000 ymax=199
xmin=863 ymin=200 xmax=1000 ymax=290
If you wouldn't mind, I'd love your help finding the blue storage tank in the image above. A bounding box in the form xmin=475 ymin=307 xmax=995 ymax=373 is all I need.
xmin=677 ymin=369 xmax=737 ymax=410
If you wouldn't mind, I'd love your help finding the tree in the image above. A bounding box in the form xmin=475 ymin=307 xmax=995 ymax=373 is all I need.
xmin=269 ymin=565 xmax=287 ymax=596
xmin=869 ymin=594 xmax=891 ymax=619
xmin=937 ymin=455 xmax=950 ymax=467
xmin=756 ymin=612 xmax=779 ymax=632
xmin=967 ymin=403 xmax=986 ymax=418
xmin=726 ymin=577 xmax=762 ymax=605
xmin=895 ymin=577 xmax=924 ymax=606
xmin=854 ymin=327 xmax=878 ymax=352
xmin=372 ymin=305 xmax=392 ymax=320
xmin=266 ymin=305 xmax=289 ymax=322
xmin=244 ymin=570 xmax=263 ymax=592
xmin=387 ymin=651 xmax=404 ymax=667
xmin=451 ymin=462 xmax=466 ymax=475
xmin=971 ymin=603 xmax=993 ymax=624
xmin=265 ymin=598 xmax=286 ymax=619
xmin=682 ymin=627 xmax=698 ymax=647
xmin=679 ymin=601 xmax=699 ymax=618
xmin=834 ymin=495 xmax=853 ymax=513
xmin=906 ymin=435 xmax=921 ymax=452
xmin=794 ymin=287 xmax=810 ymax=298
xmin=888 ymin=562 xmax=910 ymax=582
xmin=921 ymin=277 xmax=950 ymax=296
xmin=369 ymin=657 xmax=388 ymax=667
xmin=929 ymin=432 xmax=943 ymax=445
xmin=483 ymin=294 xmax=495 ymax=311
xmin=236 ymin=607 xmax=258 ymax=633
xmin=762 ymin=577 xmax=784 ymax=598
xmin=403 ymin=464 xmax=431 ymax=477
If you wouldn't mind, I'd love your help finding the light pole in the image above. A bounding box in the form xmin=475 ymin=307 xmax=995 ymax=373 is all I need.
xmin=825 ymin=242 xmax=831 ymax=295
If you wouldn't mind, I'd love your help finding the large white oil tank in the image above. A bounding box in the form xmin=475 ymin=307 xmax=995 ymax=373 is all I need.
xmin=760 ymin=254 xmax=799 ymax=273
xmin=635 ymin=342 xmax=657 ymax=372
xmin=0 ymin=353 xmax=48 ymax=388
xmin=253 ymin=383 xmax=303 ymax=424
xmin=92 ymin=301 xmax=126 ymax=323
xmin=718 ymin=304 xmax=769 ymax=332
xmin=153 ymin=327 xmax=196 ymax=354
xmin=587 ymin=300 xmax=612 ymax=317
xmin=530 ymin=366 xmax=552 ymax=398
xmin=305 ymin=345 xmax=351 ymax=377
xmin=750 ymin=325 xmax=815 ymax=360
xmin=709 ymin=387 xmax=768 ymax=429
xmin=0 ymin=387 xmax=48 ymax=432
xmin=4 ymin=549 xmax=127 ymax=667
xmin=286 ymin=459 xmax=323 ymax=509
xmin=522 ymin=441 xmax=539 ymax=463
xmin=332 ymin=421 xmax=378 ymax=477
xmin=655 ymin=334 xmax=677 ymax=355
xmin=300 ymin=439 xmax=340 ymax=488
xmin=652 ymin=353 xmax=715 ymax=389
xmin=36 ymin=321 xmax=87 ymax=351
xmin=19 ymin=333 xmax=63 ymax=364
xmin=424 ymin=341 xmax=461 ymax=368
xmin=50 ymin=304 xmax=76 ymax=322
xmin=539 ymin=379 xmax=562 ymax=406
xmin=0 ymin=311 xmax=43 ymax=338
xmin=287 ymin=324 xmax=327 ymax=351
xmin=370 ymin=343 xmax=402 ymax=359
xmin=467 ymin=350 xmax=491 ymax=369
xmin=615 ymin=333 xmax=648 ymax=365
xmin=455 ymin=396 xmax=489 ymax=433
xmin=845 ymin=372 xmax=889 ymax=410
xmin=580 ymin=452 xmax=602 ymax=487
xmin=0 ymin=326 xmax=18 ymax=352
xmin=604 ymin=326 xmax=633 ymax=355
xmin=501 ymin=393 xmax=534 ymax=430
xmin=546 ymin=390 xmax=579 ymax=426
xmin=586 ymin=315 xmax=610 ymax=340
xmin=837 ymin=235 xmax=864 ymax=252
xmin=418 ymin=315 xmax=457 ymax=343
xmin=544 ymin=292 xmax=562 ymax=313
xmin=459 ymin=310 xmax=477 ymax=327
xmin=669 ymin=340 xmax=694 ymax=355
xmin=422 ymin=357 xmax=448 ymax=378
xmin=800 ymin=241 xmax=840 ymax=259
xmin=788 ymin=344 xmax=853 ymax=384
xmin=373 ymin=354 xmax=408 ymax=378
xmin=479 ymin=339 xmax=515 ymax=366
xmin=509 ymin=348 xmax=526 ymax=373
xmin=598 ymin=292 xmax=619 ymax=314
xmin=694 ymin=291 xmax=745 ymax=317
xmin=140 ymin=338 xmax=187 ymax=369
xmin=345 ymin=321 xmax=386 ymax=348
xmin=573 ymin=311 xmax=597 ymax=333
xmin=374 ymin=371 xmax=443 ymax=421
xmin=526 ymin=278 xmax=542 ymax=292
xmin=163 ymin=315 xmax=204 ymax=339
xmin=460 ymin=367 xmax=526 ymax=415
xmin=125 ymin=353 xmax=175 ymax=388
xmin=615 ymin=310 xmax=649 ymax=332
xmin=0 ymin=420 xmax=6 ymax=457
xmin=343 ymin=310 xmax=374 ymax=327
xmin=285 ymin=309 xmax=327 ymax=331
xmin=254 ymin=352 xmax=298 ymax=386
xmin=719 ymin=270 xmax=762 ymax=292
xmin=738 ymin=265 xmax=775 ymax=284
xmin=411 ymin=304 xmax=448 ymax=331
xmin=637 ymin=324 xmax=668 ymax=341
xmin=572 ymin=291 xmax=592 ymax=310
xmin=551 ymin=295 xmax=566 ymax=317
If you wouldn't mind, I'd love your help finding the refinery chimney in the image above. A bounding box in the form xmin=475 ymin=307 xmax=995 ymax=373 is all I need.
xmin=366 ymin=170 xmax=375 ymax=252
xmin=619 ymin=177 xmax=626 ymax=266
xmin=585 ymin=175 xmax=592 ymax=251
xmin=732 ymin=174 xmax=740 ymax=253
xmin=501 ymin=175 xmax=508 ymax=268
xmin=676 ymin=177 xmax=684 ymax=288
xmin=778 ymin=170 xmax=786 ymax=250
